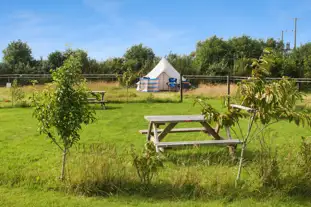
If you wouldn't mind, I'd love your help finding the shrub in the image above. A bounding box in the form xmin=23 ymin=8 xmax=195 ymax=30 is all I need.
xmin=131 ymin=142 xmax=163 ymax=186
xmin=11 ymin=79 xmax=25 ymax=106
xmin=146 ymin=93 xmax=155 ymax=103
xmin=256 ymin=131 xmax=280 ymax=188
xmin=298 ymin=136 xmax=311 ymax=179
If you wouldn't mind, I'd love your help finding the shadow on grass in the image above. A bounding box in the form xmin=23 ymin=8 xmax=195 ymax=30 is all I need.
xmin=91 ymin=105 xmax=123 ymax=110
xmin=163 ymin=147 xmax=257 ymax=167
xmin=69 ymin=177 xmax=311 ymax=203
xmin=107 ymin=99 xmax=180 ymax=104
xmin=0 ymin=104 xmax=32 ymax=109
xmin=69 ymin=178 xmax=224 ymax=200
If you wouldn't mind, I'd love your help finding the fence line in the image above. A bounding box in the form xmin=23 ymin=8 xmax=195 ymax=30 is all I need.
xmin=1 ymin=74 xmax=311 ymax=83
xmin=1 ymin=73 xmax=311 ymax=103
xmin=0 ymin=74 xmax=117 ymax=79
xmin=183 ymin=75 xmax=311 ymax=83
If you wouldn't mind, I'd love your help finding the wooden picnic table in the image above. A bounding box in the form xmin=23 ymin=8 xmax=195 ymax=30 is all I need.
xmin=139 ymin=115 xmax=242 ymax=154
xmin=88 ymin=91 xmax=106 ymax=109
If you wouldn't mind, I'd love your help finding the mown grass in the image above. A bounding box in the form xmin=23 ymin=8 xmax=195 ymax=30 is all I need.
xmin=1 ymin=83 xmax=311 ymax=206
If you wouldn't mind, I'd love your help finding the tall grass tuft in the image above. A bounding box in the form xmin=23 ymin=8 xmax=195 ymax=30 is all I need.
xmin=67 ymin=143 xmax=135 ymax=196
xmin=185 ymin=83 xmax=237 ymax=98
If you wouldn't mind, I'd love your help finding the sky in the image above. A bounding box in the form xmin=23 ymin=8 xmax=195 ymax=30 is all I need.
xmin=0 ymin=0 xmax=311 ymax=61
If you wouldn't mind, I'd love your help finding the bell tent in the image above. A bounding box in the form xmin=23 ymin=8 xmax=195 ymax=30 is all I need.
xmin=136 ymin=58 xmax=185 ymax=91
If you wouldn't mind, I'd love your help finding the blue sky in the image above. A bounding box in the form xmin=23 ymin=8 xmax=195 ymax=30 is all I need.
xmin=1 ymin=0 xmax=311 ymax=60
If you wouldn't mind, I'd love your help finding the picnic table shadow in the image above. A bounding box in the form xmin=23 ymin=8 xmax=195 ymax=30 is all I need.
xmin=163 ymin=147 xmax=257 ymax=167
xmin=75 ymin=176 xmax=311 ymax=204
xmin=108 ymin=99 xmax=180 ymax=104
xmin=91 ymin=105 xmax=122 ymax=110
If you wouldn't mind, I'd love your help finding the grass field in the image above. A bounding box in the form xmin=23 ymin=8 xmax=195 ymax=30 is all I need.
xmin=1 ymin=83 xmax=311 ymax=206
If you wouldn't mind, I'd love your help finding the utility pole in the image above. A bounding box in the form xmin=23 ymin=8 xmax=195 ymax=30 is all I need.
xmin=293 ymin=17 xmax=301 ymax=90
xmin=281 ymin=30 xmax=284 ymax=42
xmin=294 ymin=17 xmax=297 ymax=49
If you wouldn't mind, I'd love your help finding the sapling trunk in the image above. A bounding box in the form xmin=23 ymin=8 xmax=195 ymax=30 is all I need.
xmin=60 ymin=148 xmax=68 ymax=180
xmin=236 ymin=142 xmax=246 ymax=186
xmin=235 ymin=113 xmax=255 ymax=186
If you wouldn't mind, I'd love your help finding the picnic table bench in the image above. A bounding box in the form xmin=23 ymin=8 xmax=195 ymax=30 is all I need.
xmin=88 ymin=91 xmax=106 ymax=109
xmin=139 ymin=114 xmax=242 ymax=155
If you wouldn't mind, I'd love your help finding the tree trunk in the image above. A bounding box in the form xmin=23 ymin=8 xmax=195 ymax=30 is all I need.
xmin=60 ymin=148 xmax=67 ymax=180
xmin=236 ymin=142 xmax=246 ymax=187
xmin=235 ymin=113 xmax=255 ymax=186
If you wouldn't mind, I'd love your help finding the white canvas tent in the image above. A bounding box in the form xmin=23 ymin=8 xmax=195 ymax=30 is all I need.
xmin=137 ymin=58 xmax=185 ymax=91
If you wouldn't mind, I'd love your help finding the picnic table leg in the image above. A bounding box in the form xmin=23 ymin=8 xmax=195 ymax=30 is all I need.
xmin=200 ymin=122 xmax=222 ymax=140
xmin=101 ymin=93 xmax=106 ymax=110
xmin=158 ymin=123 xmax=177 ymax=141
xmin=146 ymin=122 xmax=153 ymax=141
xmin=152 ymin=123 xmax=160 ymax=152
xmin=226 ymin=127 xmax=236 ymax=160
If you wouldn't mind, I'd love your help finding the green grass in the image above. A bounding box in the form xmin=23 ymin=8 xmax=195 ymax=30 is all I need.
xmin=2 ymin=186 xmax=311 ymax=207
xmin=1 ymin=85 xmax=311 ymax=206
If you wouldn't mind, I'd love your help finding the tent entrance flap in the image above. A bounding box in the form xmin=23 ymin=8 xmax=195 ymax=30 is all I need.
xmin=159 ymin=72 xmax=170 ymax=90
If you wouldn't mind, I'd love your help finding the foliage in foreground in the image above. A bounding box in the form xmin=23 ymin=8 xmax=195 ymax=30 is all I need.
xmin=196 ymin=49 xmax=311 ymax=185
xmin=33 ymin=55 xmax=96 ymax=180
xmin=24 ymin=138 xmax=311 ymax=200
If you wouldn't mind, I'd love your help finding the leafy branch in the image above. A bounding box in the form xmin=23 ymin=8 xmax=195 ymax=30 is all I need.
xmin=196 ymin=48 xmax=311 ymax=186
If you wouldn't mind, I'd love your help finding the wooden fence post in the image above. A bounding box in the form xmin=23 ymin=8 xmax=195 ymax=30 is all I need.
xmin=227 ymin=75 xmax=230 ymax=110
xmin=180 ymin=73 xmax=183 ymax=103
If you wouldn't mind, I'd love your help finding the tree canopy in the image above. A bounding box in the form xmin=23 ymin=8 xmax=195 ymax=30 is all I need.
xmin=124 ymin=43 xmax=155 ymax=72
xmin=1 ymin=36 xmax=311 ymax=79
xmin=2 ymin=40 xmax=33 ymax=66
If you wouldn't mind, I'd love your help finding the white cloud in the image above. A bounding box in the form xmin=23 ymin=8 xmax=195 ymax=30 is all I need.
xmin=83 ymin=0 xmax=125 ymax=23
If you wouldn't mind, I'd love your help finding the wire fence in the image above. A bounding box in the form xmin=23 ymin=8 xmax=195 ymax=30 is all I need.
xmin=2 ymin=74 xmax=311 ymax=83
xmin=1 ymin=73 xmax=311 ymax=103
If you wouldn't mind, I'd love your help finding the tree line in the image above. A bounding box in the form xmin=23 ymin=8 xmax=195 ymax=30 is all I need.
xmin=1 ymin=35 xmax=311 ymax=77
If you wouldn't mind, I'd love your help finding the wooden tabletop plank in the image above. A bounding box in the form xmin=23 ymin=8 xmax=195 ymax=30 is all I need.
xmin=144 ymin=115 xmax=205 ymax=123
xmin=230 ymin=104 xmax=255 ymax=112
xmin=156 ymin=139 xmax=242 ymax=147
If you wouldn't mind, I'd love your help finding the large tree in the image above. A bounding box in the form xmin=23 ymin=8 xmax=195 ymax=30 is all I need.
xmin=265 ymin=38 xmax=284 ymax=52
xmin=293 ymin=43 xmax=311 ymax=78
xmin=0 ymin=63 xmax=10 ymax=74
xmin=103 ymin=57 xmax=125 ymax=74
xmin=2 ymin=40 xmax=33 ymax=66
xmin=194 ymin=36 xmax=232 ymax=75
xmin=48 ymin=51 xmax=65 ymax=70
xmin=228 ymin=35 xmax=263 ymax=59
xmin=48 ymin=49 xmax=95 ymax=73
xmin=166 ymin=53 xmax=198 ymax=75
xmin=2 ymin=40 xmax=34 ymax=73
xmin=124 ymin=44 xmax=155 ymax=72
